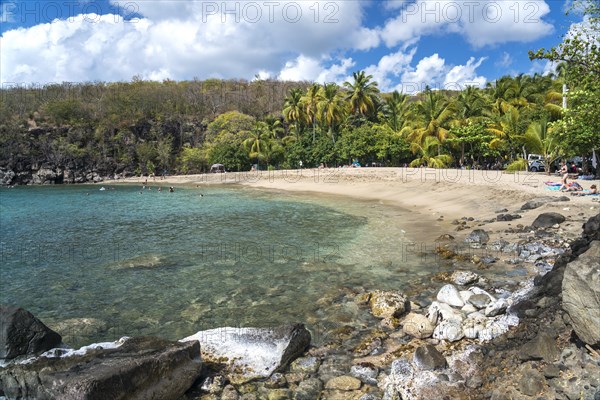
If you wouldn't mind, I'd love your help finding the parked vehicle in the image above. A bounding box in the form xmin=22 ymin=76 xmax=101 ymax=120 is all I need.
xmin=528 ymin=160 xmax=545 ymax=172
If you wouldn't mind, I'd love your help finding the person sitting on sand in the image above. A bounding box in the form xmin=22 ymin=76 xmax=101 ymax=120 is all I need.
xmin=571 ymin=184 xmax=598 ymax=196
xmin=562 ymin=181 xmax=583 ymax=192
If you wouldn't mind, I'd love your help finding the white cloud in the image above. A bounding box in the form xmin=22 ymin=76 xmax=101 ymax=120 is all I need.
xmin=400 ymin=54 xmax=447 ymax=92
xmin=443 ymin=56 xmax=487 ymax=89
xmin=1 ymin=1 xmax=374 ymax=84
xmin=379 ymin=0 xmax=554 ymax=49
xmin=277 ymin=55 xmax=355 ymax=84
xmin=495 ymin=52 xmax=513 ymax=68
xmin=364 ymin=48 xmax=417 ymax=91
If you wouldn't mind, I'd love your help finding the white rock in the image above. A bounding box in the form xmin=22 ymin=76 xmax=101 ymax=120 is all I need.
xmin=461 ymin=304 xmax=477 ymax=314
xmin=459 ymin=290 xmax=473 ymax=303
xmin=484 ymin=299 xmax=509 ymax=317
xmin=433 ymin=320 xmax=464 ymax=342
xmin=436 ymin=284 xmax=465 ymax=308
xmin=427 ymin=301 xmax=464 ymax=325
xmin=451 ymin=270 xmax=479 ymax=286
xmin=468 ymin=287 xmax=496 ymax=301
xmin=402 ymin=313 xmax=435 ymax=339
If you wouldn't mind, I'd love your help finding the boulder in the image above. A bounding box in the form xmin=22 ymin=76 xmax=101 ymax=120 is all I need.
xmin=402 ymin=312 xmax=435 ymax=339
xmin=464 ymin=229 xmax=490 ymax=244
xmin=532 ymin=212 xmax=566 ymax=228
xmin=484 ymin=299 xmax=509 ymax=317
xmin=0 ymin=336 xmax=202 ymax=400
xmin=562 ymin=241 xmax=600 ymax=346
xmin=451 ymin=270 xmax=479 ymax=286
xmin=413 ymin=344 xmax=447 ymax=371
xmin=436 ymin=284 xmax=465 ymax=307
xmin=519 ymin=332 xmax=560 ymax=362
xmin=433 ymin=320 xmax=464 ymax=342
xmin=468 ymin=294 xmax=491 ymax=309
xmin=0 ymin=304 xmax=62 ymax=359
xmin=181 ymin=324 xmax=311 ymax=384
xmin=0 ymin=169 xmax=15 ymax=185
xmin=521 ymin=196 xmax=569 ymax=210
xmin=368 ymin=290 xmax=409 ymax=319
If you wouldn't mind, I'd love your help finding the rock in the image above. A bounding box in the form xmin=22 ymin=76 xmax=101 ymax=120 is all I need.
xmin=461 ymin=304 xmax=477 ymax=314
xmin=0 ymin=304 xmax=62 ymax=359
xmin=495 ymin=208 xmax=509 ymax=213
xmin=181 ymin=324 xmax=311 ymax=384
xmin=562 ymin=241 xmax=600 ymax=346
xmin=484 ymin=299 xmax=509 ymax=317
xmin=350 ymin=364 xmax=378 ymax=385
xmin=222 ymin=385 xmax=240 ymax=400
xmin=464 ymin=229 xmax=490 ymax=244
xmin=436 ymin=234 xmax=455 ymax=241
xmin=433 ymin=320 xmax=464 ymax=342
xmin=402 ymin=312 xmax=434 ymax=339
xmin=294 ymin=378 xmax=323 ymax=400
xmin=427 ymin=301 xmax=464 ymax=325
xmin=0 ymin=168 xmax=15 ymax=185
xmin=516 ymin=364 xmax=546 ymax=396
xmin=519 ymin=332 xmax=560 ymax=362
xmin=496 ymin=214 xmax=522 ymax=222
xmin=267 ymin=388 xmax=291 ymax=400
xmin=289 ymin=356 xmax=320 ymax=374
xmin=521 ymin=196 xmax=570 ymax=210
xmin=0 ymin=336 xmax=202 ymax=400
xmin=368 ymin=290 xmax=409 ymax=319
xmin=468 ymin=294 xmax=491 ymax=309
xmin=532 ymin=212 xmax=566 ymax=228
xmin=413 ymin=345 xmax=447 ymax=371
xmin=462 ymin=316 xmax=487 ymax=339
xmin=436 ymin=284 xmax=465 ymax=307
xmin=451 ymin=270 xmax=479 ymax=286
xmin=265 ymin=373 xmax=287 ymax=389
xmin=324 ymin=376 xmax=362 ymax=391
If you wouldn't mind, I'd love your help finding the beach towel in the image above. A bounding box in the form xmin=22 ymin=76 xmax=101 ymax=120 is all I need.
xmin=546 ymin=186 xmax=561 ymax=191
xmin=544 ymin=181 xmax=562 ymax=187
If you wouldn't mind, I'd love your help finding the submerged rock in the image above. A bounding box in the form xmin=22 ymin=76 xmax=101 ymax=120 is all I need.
xmin=181 ymin=324 xmax=311 ymax=384
xmin=0 ymin=304 xmax=62 ymax=360
xmin=0 ymin=336 xmax=202 ymax=400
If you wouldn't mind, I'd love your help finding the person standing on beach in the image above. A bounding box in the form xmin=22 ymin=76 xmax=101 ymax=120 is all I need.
xmin=559 ymin=161 xmax=569 ymax=190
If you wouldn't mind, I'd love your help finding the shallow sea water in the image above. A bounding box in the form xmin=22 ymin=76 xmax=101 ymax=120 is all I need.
xmin=0 ymin=184 xmax=442 ymax=347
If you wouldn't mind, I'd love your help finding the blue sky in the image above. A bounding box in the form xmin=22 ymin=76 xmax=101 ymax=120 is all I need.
xmin=0 ymin=0 xmax=581 ymax=92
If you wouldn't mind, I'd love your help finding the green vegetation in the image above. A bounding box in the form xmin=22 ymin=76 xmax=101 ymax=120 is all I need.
xmin=0 ymin=4 xmax=598 ymax=179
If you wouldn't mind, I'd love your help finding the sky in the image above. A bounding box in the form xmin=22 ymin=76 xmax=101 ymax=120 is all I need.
xmin=0 ymin=0 xmax=583 ymax=93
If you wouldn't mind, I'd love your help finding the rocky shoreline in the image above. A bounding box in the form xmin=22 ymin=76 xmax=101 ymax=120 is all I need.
xmin=1 ymin=198 xmax=599 ymax=399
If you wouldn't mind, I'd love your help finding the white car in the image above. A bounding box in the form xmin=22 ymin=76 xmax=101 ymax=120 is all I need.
xmin=528 ymin=160 xmax=545 ymax=172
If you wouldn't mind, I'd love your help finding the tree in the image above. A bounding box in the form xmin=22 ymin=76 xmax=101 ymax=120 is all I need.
xmin=301 ymin=83 xmax=322 ymax=143
xmin=406 ymin=87 xmax=456 ymax=155
xmin=521 ymin=117 xmax=563 ymax=174
xmin=529 ymin=0 xmax=600 ymax=175
xmin=409 ymin=136 xmax=453 ymax=168
xmin=317 ymin=83 xmax=346 ymax=144
xmin=380 ymin=91 xmax=413 ymax=134
xmin=343 ymin=71 xmax=380 ymax=120
xmin=283 ymin=88 xmax=305 ymax=140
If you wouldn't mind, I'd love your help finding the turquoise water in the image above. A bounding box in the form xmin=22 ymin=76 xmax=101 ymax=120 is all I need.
xmin=0 ymin=184 xmax=436 ymax=347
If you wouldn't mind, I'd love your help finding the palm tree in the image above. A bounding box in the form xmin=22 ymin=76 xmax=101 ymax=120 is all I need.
xmin=454 ymin=86 xmax=489 ymax=164
xmin=283 ymin=88 xmax=305 ymax=140
xmin=485 ymin=76 xmax=515 ymax=117
xmin=406 ymin=87 xmax=456 ymax=155
xmin=380 ymin=90 xmax=413 ymax=134
xmin=486 ymin=106 xmax=525 ymax=159
xmin=343 ymin=71 xmax=380 ymax=119
xmin=243 ymin=122 xmax=277 ymax=168
xmin=522 ymin=117 xmax=563 ymax=174
xmin=409 ymin=136 xmax=453 ymax=168
xmin=317 ymin=83 xmax=346 ymax=144
xmin=301 ymin=83 xmax=322 ymax=143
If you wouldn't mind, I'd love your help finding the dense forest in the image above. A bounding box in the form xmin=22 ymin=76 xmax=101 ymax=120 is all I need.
xmin=0 ymin=2 xmax=598 ymax=184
